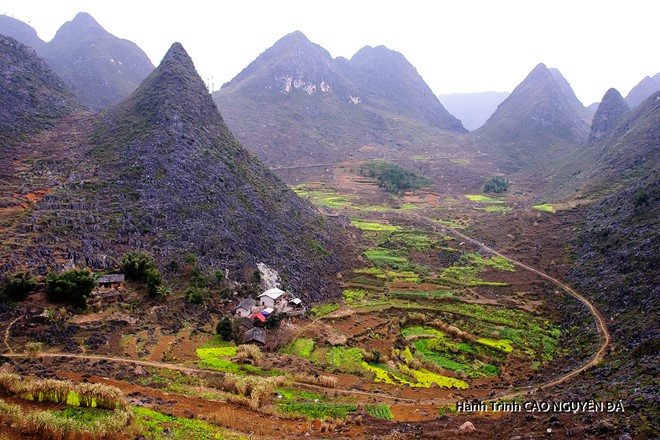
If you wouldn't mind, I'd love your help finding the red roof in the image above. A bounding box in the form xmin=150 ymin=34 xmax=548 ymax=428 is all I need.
xmin=252 ymin=313 xmax=266 ymax=322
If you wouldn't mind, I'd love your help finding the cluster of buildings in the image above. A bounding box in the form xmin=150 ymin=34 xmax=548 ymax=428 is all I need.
xmin=233 ymin=287 xmax=305 ymax=345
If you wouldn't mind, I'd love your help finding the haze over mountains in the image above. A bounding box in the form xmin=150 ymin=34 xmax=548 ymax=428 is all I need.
xmin=0 ymin=12 xmax=154 ymax=109
xmin=213 ymin=31 xmax=465 ymax=166
xmin=438 ymin=91 xmax=509 ymax=130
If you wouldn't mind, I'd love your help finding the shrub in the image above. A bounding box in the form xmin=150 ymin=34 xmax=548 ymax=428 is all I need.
xmin=265 ymin=313 xmax=284 ymax=329
xmin=0 ymin=372 xmax=22 ymax=395
xmin=121 ymin=251 xmax=158 ymax=282
xmin=153 ymin=285 xmax=171 ymax=299
xmin=185 ymin=287 xmax=207 ymax=304
xmin=76 ymin=382 xmax=125 ymax=410
xmin=25 ymin=342 xmax=43 ymax=357
xmin=633 ymin=189 xmax=650 ymax=207
xmin=0 ymin=398 xmax=21 ymax=417
xmin=27 ymin=379 xmax=72 ymax=404
xmin=1 ymin=271 xmax=37 ymax=301
xmin=45 ymin=269 xmax=95 ymax=308
xmin=145 ymin=268 xmax=162 ymax=296
xmin=216 ymin=317 xmax=233 ymax=341
xmin=483 ymin=176 xmax=509 ymax=193
xmin=164 ymin=260 xmax=180 ymax=273
xmin=235 ymin=344 xmax=263 ymax=365
xmin=318 ymin=375 xmax=338 ymax=388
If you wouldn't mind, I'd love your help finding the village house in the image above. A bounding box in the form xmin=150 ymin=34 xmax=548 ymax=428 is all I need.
xmin=258 ymin=288 xmax=288 ymax=309
xmin=242 ymin=327 xmax=266 ymax=346
xmin=234 ymin=297 xmax=256 ymax=318
xmin=88 ymin=274 xmax=125 ymax=307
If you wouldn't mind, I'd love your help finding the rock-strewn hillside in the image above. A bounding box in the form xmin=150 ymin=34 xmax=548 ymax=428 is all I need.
xmin=0 ymin=42 xmax=353 ymax=301
xmin=0 ymin=34 xmax=81 ymax=147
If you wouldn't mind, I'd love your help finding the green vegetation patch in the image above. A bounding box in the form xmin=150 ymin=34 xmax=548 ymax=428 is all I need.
xmin=199 ymin=358 xmax=283 ymax=376
xmin=326 ymin=347 xmax=364 ymax=374
xmin=281 ymin=338 xmax=315 ymax=358
xmin=432 ymin=218 xmax=467 ymax=229
xmin=477 ymin=338 xmax=514 ymax=353
xmin=401 ymin=326 xmax=444 ymax=338
xmin=363 ymin=249 xmax=408 ymax=266
xmin=310 ymin=303 xmax=341 ymax=317
xmin=532 ymin=204 xmax=554 ymax=213
xmin=196 ymin=346 xmax=237 ymax=359
xmin=51 ymin=407 xmax=118 ymax=428
xmin=275 ymin=388 xmax=324 ymax=402
xmin=389 ymin=290 xmax=454 ymax=299
xmin=351 ymin=219 xmax=401 ymax=232
xmin=278 ymin=402 xmax=357 ymax=420
xmin=405 ymin=368 xmax=469 ymax=389
xmin=358 ymin=161 xmax=430 ymax=193
xmin=475 ymin=205 xmax=512 ymax=212
xmin=465 ymin=194 xmax=504 ymax=203
xmin=365 ymin=404 xmax=394 ymax=420
xmin=134 ymin=407 xmax=230 ymax=440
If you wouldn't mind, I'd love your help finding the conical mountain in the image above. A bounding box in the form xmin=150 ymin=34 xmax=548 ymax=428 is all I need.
xmin=0 ymin=34 xmax=81 ymax=147
xmin=214 ymin=31 xmax=464 ymax=166
xmin=0 ymin=42 xmax=349 ymax=301
xmin=350 ymin=45 xmax=465 ymax=132
xmin=0 ymin=15 xmax=46 ymax=52
xmin=548 ymin=90 xmax=659 ymax=198
xmin=625 ymin=73 xmax=660 ymax=108
xmin=475 ymin=63 xmax=591 ymax=168
xmin=41 ymin=12 xmax=154 ymax=110
xmin=588 ymin=88 xmax=629 ymax=144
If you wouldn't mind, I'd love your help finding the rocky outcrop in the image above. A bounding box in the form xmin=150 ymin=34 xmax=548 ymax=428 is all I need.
xmin=588 ymin=88 xmax=629 ymax=143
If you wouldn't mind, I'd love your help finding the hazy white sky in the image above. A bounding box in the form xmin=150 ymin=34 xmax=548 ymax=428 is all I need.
xmin=2 ymin=0 xmax=658 ymax=104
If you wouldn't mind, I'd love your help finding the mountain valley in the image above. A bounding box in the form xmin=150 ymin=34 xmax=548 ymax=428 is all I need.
xmin=0 ymin=10 xmax=658 ymax=440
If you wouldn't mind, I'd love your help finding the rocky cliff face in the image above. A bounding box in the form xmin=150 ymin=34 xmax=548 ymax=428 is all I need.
xmin=588 ymin=88 xmax=629 ymax=144
xmin=214 ymin=31 xmax=464 ymax=166
xmin=0 ymin=34 xmax=81 ymax=147
xmin=0 ymin=42 xmax=353 ymax=302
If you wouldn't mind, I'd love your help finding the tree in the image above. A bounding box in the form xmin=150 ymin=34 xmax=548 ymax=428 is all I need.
xmin=2 ymin=271 xmax=37 ymax=301
xmin=633 ymin=189 xmax=650 ymax=207
xmin=185 ymin=287 xmax=207 ymax=304
xmin=121 ymin=251 xmax=158 ymax=281
xmin=265 ymin=313 xmax=284 ymax=329
xmin=45 ymin=269 xmax=95 ymax=309
xmin=216 ymin=317 xmax=233 ymax=341
xmin=483 ymin=176 xmax=509 ymax=193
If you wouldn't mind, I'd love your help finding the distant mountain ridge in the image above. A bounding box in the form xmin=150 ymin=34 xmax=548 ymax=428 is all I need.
xmin=214 ymin=31 xmax=465 ymax=166
xmin=625 ymin=73 xmax=660 ymax=108
xmin=0 ymin=12 xmax=154 ymax=109
xmin=474 ymin=63 xmax=591 ymax=169
xmin=438 ymin=91 xmax=509 ymax=130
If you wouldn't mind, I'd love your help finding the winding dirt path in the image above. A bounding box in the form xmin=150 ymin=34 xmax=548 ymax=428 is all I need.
xmin=3 ymin=315 xmax=23 ymax=353
xmin=0 ymin=351 xmax=415 ymax=402
xmin=425 ymin=220 xmax=611 ymax=401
